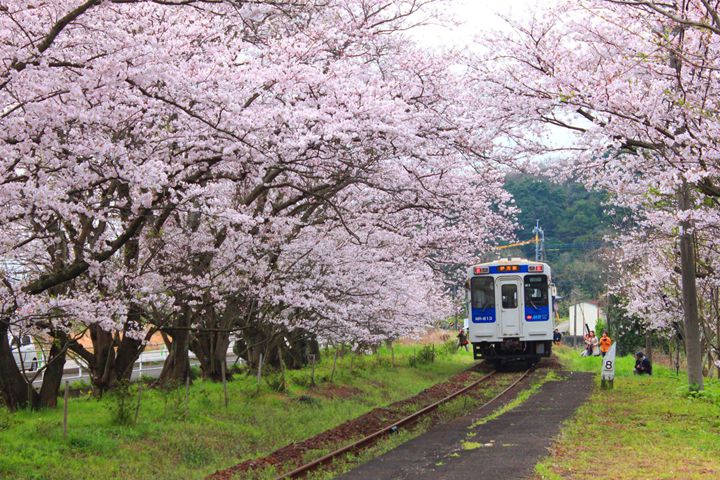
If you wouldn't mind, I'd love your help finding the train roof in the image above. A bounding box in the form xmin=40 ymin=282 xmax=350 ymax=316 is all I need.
xmin=467 ymin=258 xmax=551 ymax=276
xmin=472 ymin=258 xmax=547 ymax=267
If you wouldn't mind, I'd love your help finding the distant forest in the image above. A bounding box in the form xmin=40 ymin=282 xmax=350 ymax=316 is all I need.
xmin=503 ymin=174 xmax=610 ymax=310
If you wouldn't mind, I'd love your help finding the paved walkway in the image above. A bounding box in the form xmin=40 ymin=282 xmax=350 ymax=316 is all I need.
xmin=340 ymin=371 xmax=593 ymax=480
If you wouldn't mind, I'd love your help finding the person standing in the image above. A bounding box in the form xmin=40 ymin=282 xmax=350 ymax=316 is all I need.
xmin=583 ymin=332 xmax=592 ymax=356
xmin=590 ymin=331 xmax=600 ymax=356
xmin=599 ymin=331 xmax=612 ymax=357
xmin=457 ymin=329 xmax=469 ymax=352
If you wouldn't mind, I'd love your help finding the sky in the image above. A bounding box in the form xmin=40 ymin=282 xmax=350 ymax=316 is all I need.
xmin=413 ymin=0 xmax=577 ymax=154
xmin=416 ymin=0 xmax=555 ymax=47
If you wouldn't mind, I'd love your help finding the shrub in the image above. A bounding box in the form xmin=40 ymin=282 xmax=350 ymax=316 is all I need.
xmin=679 ymin=385 xmax=720 ymax=404
xmin=159 ymin=381 xmax=187 ymax=420
xmin=409 ymin=345 xmax=436 ymax=367
xmin=110 ymin=381 xmax=134 ymax=426
xmin=264 ymin=370 xmax=287 ymax=393
xmin=441 ymin=339 xmax=457 ymax=357
xmin=0 ymin=407 xmax=11 ymax=431
xmin=291 ymin=374 xmax=313 ymax=388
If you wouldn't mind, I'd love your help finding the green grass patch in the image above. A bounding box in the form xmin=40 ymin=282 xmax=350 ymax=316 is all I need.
xmin=0 ymin=343 xmax=474 ymax=480
xmin=535 ymin=345 xmax=720 ymax=479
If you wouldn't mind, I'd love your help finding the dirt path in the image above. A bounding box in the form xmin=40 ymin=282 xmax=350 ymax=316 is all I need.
xmin=339 ymin=371 xmax=593 ymax=480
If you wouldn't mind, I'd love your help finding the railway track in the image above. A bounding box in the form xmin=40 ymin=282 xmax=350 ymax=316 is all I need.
xmin=276 ymin=367 xmax=533 ymax=479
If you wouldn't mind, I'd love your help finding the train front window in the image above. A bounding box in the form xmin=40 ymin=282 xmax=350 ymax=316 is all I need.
xmin=471 ymin=277 xmax=495 ymax=310
xmin=501 ymin=284 xmax=518 ymax=309
xmin=524 ymin=275 xmax=548 ymax=308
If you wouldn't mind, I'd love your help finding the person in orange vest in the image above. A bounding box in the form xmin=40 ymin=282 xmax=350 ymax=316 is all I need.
xmin=599 ymin=330 xmax=612 ymax=357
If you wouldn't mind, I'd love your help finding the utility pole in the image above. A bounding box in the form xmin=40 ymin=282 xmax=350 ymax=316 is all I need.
xmin=532 ymin=220 xmax=546 ymax=262
xmin=678 ymin=182 xmax=703 ymax=390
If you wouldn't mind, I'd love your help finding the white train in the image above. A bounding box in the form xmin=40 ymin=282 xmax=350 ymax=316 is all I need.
xmin=466 ymin=258 xmax=555 ymax=365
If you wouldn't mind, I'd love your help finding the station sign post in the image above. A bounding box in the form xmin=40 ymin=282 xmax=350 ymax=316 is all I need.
xmin=601 ymin=343 xmax=616 ymax=389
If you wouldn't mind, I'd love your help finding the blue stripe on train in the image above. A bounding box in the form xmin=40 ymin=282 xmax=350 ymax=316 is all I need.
xmin=471 ymin=307 xmax=495 ymax=323
xmin=524 ymin=305 xmax=550 ymax=321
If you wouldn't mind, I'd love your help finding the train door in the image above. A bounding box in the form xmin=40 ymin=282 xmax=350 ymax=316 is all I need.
xmin=498 ymin=277 xmax=522 ymax=337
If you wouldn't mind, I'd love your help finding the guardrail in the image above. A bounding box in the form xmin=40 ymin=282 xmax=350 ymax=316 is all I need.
xmin=27 ymin=345 xmax=237 ymax=386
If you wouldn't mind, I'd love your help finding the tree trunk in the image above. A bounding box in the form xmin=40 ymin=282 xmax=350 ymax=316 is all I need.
xmin=645 ymin=333 xmax=653 ymax=365
xmin=91 ymin=326 xmax=116 ymax=392
xmin=238 ymin=324 xmax=319 ymax=371
xmin=191 ymin=331 xmax=230 ymax=382
xmin=37 ymin=339 xmax=68 ymax=408
xmin=678 ymin=183 xmax=704 ymax=390
xmin=114 ymin=315 xmax=145 ymax=382
xmin=0 ymin=319 xmax=35 ymax=410
xmin=158 ymin=308 xmax=191 ymax=386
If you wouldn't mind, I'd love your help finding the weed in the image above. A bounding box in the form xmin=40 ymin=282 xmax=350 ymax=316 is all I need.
xmin=159 ymin=381 xmax=187 ymax=420
xmin=408 ymin=345 xmax=435 ymax=367
xmin=265 ymin=371 xmax=287 ymax=393
xmin=296 ymin=395 xmax=320 ymax=407
xmin=678 ymin=385 xmax=720 ymax=404
xmin=461 ymin=440 xmax=482 ymax=450
xmin=34 ymin=418 xmax=61 ymax=437
xmin=181 ymin=444 xmax=213 ymax=467
xmin=440 ymin=339 xmax=458 ymax=357
xmin=291 ymin=374 xmax=314 ymax=388
xmin=196 ymin=387 xmax=213 ymax=409
xmin=0 ymin=407 xmax=10 ymax=431
xmin=109 ymin=381 xmax=134 ymax=426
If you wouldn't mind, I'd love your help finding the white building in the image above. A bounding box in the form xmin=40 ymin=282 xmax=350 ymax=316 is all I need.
xmin=557 ymin=301 xmax=605 ymax=336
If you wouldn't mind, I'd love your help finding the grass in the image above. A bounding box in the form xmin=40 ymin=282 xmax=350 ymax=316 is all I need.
xmin=535 ymin=345 xmax=720 ymax=479
xmin=0 ymin=343 xmax=475 ymax=480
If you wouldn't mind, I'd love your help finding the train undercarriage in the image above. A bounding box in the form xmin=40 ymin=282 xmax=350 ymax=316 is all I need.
xmin=473 ymin=339 xmax=552 ymax=366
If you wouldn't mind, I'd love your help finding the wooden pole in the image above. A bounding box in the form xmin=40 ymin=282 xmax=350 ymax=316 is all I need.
xmin=330 ymin=349 xmax=338 ymax=383
xmin=221 ymin=361 xmax=228 ymax=408
xmin=309 ymin=354 xmax=316 ymax=386
xmin=184 ymin=375 xmax=190 ymax=418
xmin=256 ymin=353 xmax=263 ymax=393
xmin=278 ymin=347 xmax=286 ymax=392
xmin=134 ymin=385 xmax=143 ymax=424
xmin=63 ymin=380 xmax=69 ymax=438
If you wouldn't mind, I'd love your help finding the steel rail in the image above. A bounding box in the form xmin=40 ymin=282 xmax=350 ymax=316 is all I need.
xmin=277 ymin=368 xmax=532 ymax=479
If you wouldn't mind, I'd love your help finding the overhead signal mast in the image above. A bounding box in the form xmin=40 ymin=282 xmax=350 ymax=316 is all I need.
xmin=494 ymin=220 xmax=546 ymax=262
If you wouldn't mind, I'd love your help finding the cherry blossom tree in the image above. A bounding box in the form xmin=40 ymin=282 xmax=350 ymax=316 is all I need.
xmin=0 ymin=0 xmax=514 ymax=407
xmin=472 ymin=0 xmax=720 ymax=389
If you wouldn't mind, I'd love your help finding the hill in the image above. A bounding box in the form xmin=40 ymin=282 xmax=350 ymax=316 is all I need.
xmin=503 ymin=175 xmax=610 ymax=307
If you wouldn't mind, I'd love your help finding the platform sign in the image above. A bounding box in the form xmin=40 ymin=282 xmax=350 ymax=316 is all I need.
xmin=601 ymin=343 xmax=616 ymax=389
